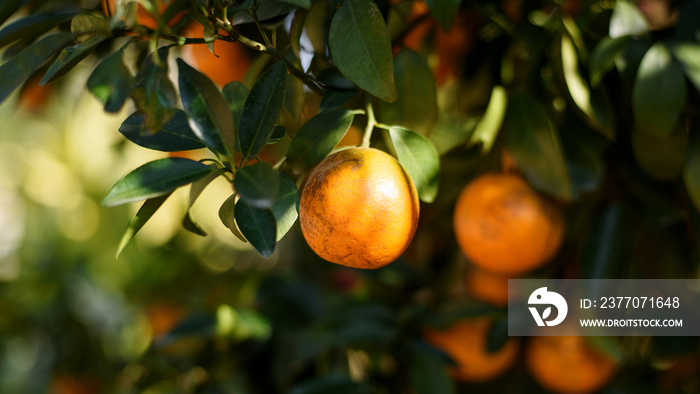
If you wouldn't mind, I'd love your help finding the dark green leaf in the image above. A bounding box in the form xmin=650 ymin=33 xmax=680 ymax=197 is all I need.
xmin=377 ymin=49 xmax=437 ymax=136
xmin=387 ymin=127 xmax=440 ymax=203
xmin=609 ymin=0 xmax=647 ymax=38
xmin=289 ymin=374 xmax=369 ymax=394
xmin=289 ymin=9 xmax=307 ymax=58
xmin=504 ymin=91 xmax=571 ymax=200
xmin=238 ymin=61 xmax=287 ymax=159
xmin=280 ymin=0 xmax=311 ymax=10
xmin=115 ymin=193 xmax=171 ymax=258
xmin=286 ymin=109 xmax=355 ymax=172
xmin=632 ymin=42 xmax=686 ymax=138
xmin=182 ymin=212 xmax=207 ymax=236
xmin=132 ymin=47 xmax=178 ymax=134
xmin=0 ymin=9 xmax=77 ymax=49
xmin=674 ymin=0 xmax=700 ymax=41
xmin=590 ymin=35 xmax=633 ymax=87
xmin=272 ymin=173 xmax=299 ymax=241
xmin=177 ymin=58 xmax=234 ymax=155
xmin=467 ymin=85 xmax=507 ymax=154
xmin=269 ymin=125 xmax=286 ymax=144
xmin=560 ymin=34 xmax=615 ymax=139
xmin=0 ymin=33 xmax=72 ymax=105
xmin=155 ymin=312 xmax=217 ymax=347
xmin=231 ymin=0 xmax=299 ymax=25
xmin=234 ymin=162 xmax=279 ymax=209
xmin=222 ymin=80 xmax=250 ymax=130
xmin=102 ymin=158 xmax=214 ymax=206
xmin=87 ymin=49 xmax=133 ymax=113
xmin=671 ymin=42 xmax=700 ymax=93
xmin=234 ymin=200 xmax=276 ymax=257
xmin=580 ymin=204 xmax=622 ymax=278
xmin=181 ymin=170 xmax=221 ymax=236
xmin=320 ymin=88 xmax=358 ymax=111
xmin=632 ymin=126 xmax=687 ymax=181
xmin=486 ymin=318 xmax=509 ymax=353
xmin=41 ymin=36 xmax=106 ymax=85
xmin=0 ymin=0 xmax=27 ymax=28
xmin=329 ymin=0 xmax=396 ymax=102
xmin=119 ymin=110 xmax=206 ymax=151
xmin=684 ymin=131 xmax=700 ymax=214
xmin=219 ymin=194 xmax=247 ymax=242
xmin=424 ymin=0 xmax=461 ymax=31
xmin=409 ymin=342 xmax=455 ymax=394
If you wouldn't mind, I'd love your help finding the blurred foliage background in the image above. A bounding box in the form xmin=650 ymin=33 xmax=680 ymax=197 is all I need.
xmin=1 ymin=0 xmax=700 ymax=393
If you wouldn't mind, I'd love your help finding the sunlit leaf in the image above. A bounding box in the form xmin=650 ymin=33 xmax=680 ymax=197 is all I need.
xmin=234 ymin=200 xmax=276 ymax=257
xmin=504 ymin=92 xmax=571 ymax=200
xmin=632 ymin=42 xmax=686 ymax=138
xmin=609 ymin=0 xmax=647 ymax=38
xmin=272 ymin=173 xmax=299 ymax=241
xmin=329 ymin=0 xmax=396 ymax=102
xmin=119 ymin=110 xmax=206 ymax=151
xmin=467 ymin=85 xmax=507 ymax=154
xmin=115 ymin=193 xmax=172 ymax=258
xmin=102 ymin=158 xmax=214 ymax=206
xmin=177 ymin=58 xmax=234 ymax=155
xmin=0 ymin=9 xmax=77 ymax=49
xmin=387 ymin=127 xmax=440 ymax=203
xmin=286 ymin=109 xmax=356 ymax=172
xmin=219 ymin=194 xmax=247 ymax=242
xmin=233 ymin=162 xmax=279 ymax=209
xmin=41 ymin=36 xmax=107 ymax=85
xmin=238 ymin=61 xmax=287 ymax=159
xmin=377 ymin=49 xmax=437 ymax=136
xmin=424 ymin=0 xmax=461 ymax=31
xmin=132 ymin=47 xmax=178 ymax=134
xmin=670 ymin=42 xmax=700 ymax=93
xmin=87 ymin=49 xmax=133 ymax=113
xmin=0 ymin=33 xmax=72 ymax=105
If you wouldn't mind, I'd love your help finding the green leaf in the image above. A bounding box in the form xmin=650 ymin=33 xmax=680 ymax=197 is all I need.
xmin=286 ymin=109 xmax=356 ymax=172
xmin=632 ymin=42 xmax=686 ymax=138
xmin=670 ymin=42 xmax=700 ymax=93
xmin=181 ymin=170 xmax=220 ymax=236
xmin=71 ymin=14 xmax=111 ymax=43
xmin=387 ymin=127 xmax=440 ymax=203
xmin=609 ymin=0 xmax=647 ymax=38
xmin=675 ymin=0 xmax=700 ymax=41
xmin=590 ymin=35 xmax=633 ymax=87
xmin=0 ymin=33 xmax=72 ymax=105
xmin=329 ymin=0 xmax=396 ymax=102
xmin=632 ymin=126 xmax=687 ymax=181
xmin=269 ymin=125 xmax=286 ymax=144
xmin=560 ymin=34 xmax=615 ymax=139
xmin=580 ymin=204 xmax=622 ymax=278
xmin=87 ymin=49 xmax=133 ymax=113
xmin=115 ymin=193 xmax=171 ymax=258
xmin=238 ymin=61 xmax=287 ymax=159
xmin=467 ymin=85 xmax=507 ymax=154
xmin=0 ymin=0 xmax=26 ymax=28
xmin=289 ymin=374 xmax=369 ymax=394
xmin=504 ymin=92 xmax=571 ymax=200
xmin=234 ymin=200 xmax=276 ymax=257
xmin=218 ymin=194 xmax=247 ymax=242
xmin=409 ymin=342 xmax=455 ymax=394
xmin=119 ymin=110 xmax=206 ymax=151
xmin=182 ymin=211 xmax=207 ymax=236
xmin=222 ymin=80 xmax=250 ymax=131
xmin=132 ymin=47 xmax=178 ymax=134
xmin=424 ymin=0 xmax=461 ymax=31
xmin=102 ymin=158 xmax=214 ymax=206
xmin=233 ymin=162 xmax=279 ymax=209
xmin=40 ymin=36 xmax=107 ymax=85
xmin=320 ymin=88 xmax=358 ymax=111
xmin=177 ymin=58 xmax=234 ymax=155
xmin=280 ymin=0 xmax=311 ymax=9
xmin=272 ymin=173 xmax=299 ymax=241
xmin=0 ymin=9 xmax=77 ymax=49
xmin=684 ymin=131 xmax=700 ymax=214
xmin=231 ymin=0 xmax=299 ymax=25
xmin=377 ymin=49 xmax=437 ymax=137
xmin=486 ymin=318 xmax=509 ymax=353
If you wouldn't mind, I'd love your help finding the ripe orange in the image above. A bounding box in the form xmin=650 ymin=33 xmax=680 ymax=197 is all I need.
xmin=299 ymin=147 xmax=419 ymax=269
xmin=465 ymin=266 xmax=510 ymax=307
xmin=526 ymin=336 xmax=618 ymax=393
xmin=180 ymin=21 xmax=251 ymax=87
xmin=424 ymin=318 xmax=518 ymax=382
xmin=102 ymin=0 xmax=183 ymax=30
xmin=17 ymin=75 xmax=52 ymax=114
xmin=453 ymin=173 xmax=563 ymax=275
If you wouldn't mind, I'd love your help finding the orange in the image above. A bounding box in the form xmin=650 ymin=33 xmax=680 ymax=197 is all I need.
xmin=102 ymin=0 xmax=184 ymax=30
xmin=433 ymin=11 xmax=479 ymax=85
xmin=336 ymin=125 xmax=363 ymax=148
xmin=453 ymin=173 xmax=563 ymax=275
xmin=465 ymin=266 xmax=510 ymax=307
xmin=299 ymin=147 xmax=419 ymax=269
xmin=180 ymin=21 xmax=251 ymax=87
xmin=17 ymin=75 xmax=52 ymax=114
xmin=526 ymin=335 xmax=618 ymax=393
xmin=49 ymin=374 xmax=100 ymax=394
xmin=145 ymin=303 xmax=185 ymax=338
xmin=424 ymin=318 xmax=518 ymax=382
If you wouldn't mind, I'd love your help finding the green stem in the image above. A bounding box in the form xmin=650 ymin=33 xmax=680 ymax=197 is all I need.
xmin=361 ymin=95 xmax=376 ymax=148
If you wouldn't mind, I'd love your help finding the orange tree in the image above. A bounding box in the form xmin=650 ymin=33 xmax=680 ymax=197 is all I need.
xmin=1 ymin=0 xmax=700 ymax=392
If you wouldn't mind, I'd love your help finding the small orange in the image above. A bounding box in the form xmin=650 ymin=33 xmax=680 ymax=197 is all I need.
xmin=424 ymin=318 xmax=518 ymax=382
xmin=465 ymin=266 xmax=510 ymax=307
xmin=299 ymin=147 xmax=419 ymax=269
xmin=526 ymin=335 xmax=618 ymax=393
xmin=453 ymin=173 xmax=563 ymax=275
xmin=180 ymin=21 xmax=251 ymax=87
xmin=102 ymin=0 xmax=184 ymax=30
